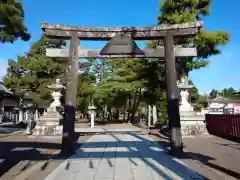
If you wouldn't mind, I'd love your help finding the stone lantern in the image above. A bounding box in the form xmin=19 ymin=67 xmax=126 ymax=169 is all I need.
xmin=177 ymin=76 xmax=194 ymax=115
xmin=88 ymin=105 xmax=96 ymax=128
xmin=22 ymin=91 xmax=36 ymax=123
xmin=25 ymin=102 xmax=36 ymax=134
xmin=33 ymin=79 xmax=64 ymax=136
xmin=177 ymin=76 xmax=208 ymax=136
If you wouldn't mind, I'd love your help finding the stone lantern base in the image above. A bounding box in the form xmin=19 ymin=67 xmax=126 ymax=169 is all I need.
xmin=33 ymin=79 xmax=64 ymax=136
xmin=33 ymin=108 xmax=63 ymax=136
xmin=177 ymin=77 xmax=208 ymax=136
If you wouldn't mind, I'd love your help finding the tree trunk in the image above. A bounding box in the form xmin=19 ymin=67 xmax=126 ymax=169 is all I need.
xmin=104 ymin=105 xmax=108 ymax=118
xmin=123 ymin=103 xmax=127 ymax=122
xmin=115 ymin=107 xmax=120 ymax=120
xmin=126 ymin=95 xmax=132 ymax=123
xmin=130 ymin=89 xmax=141 ymax=123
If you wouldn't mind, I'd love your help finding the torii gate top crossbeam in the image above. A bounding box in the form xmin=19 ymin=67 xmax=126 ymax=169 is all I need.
xmin=40 ymin=21 xmax=203 ymax=40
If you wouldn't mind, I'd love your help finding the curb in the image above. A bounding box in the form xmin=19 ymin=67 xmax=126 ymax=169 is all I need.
xmin=0 ymin=131 xmax=25 ymax=138
xmin=27 ymin=135 xmax=62 ymax=139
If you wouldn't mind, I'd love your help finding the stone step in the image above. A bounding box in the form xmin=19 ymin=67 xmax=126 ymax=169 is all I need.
xmin=180 ymin=111 xmax=196 ymax=117
xmin=43 ymin=113 xmax=62 ymax=117
xmin=180 ymin=116 xmax=205 ymax=121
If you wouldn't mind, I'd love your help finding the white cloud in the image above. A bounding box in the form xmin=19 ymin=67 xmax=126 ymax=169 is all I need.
xmin=0 ymin=60 xmax=9 ymax=80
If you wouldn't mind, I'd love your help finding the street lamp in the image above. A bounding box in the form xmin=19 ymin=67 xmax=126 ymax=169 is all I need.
xmin=88 ymin=105 xmax=96 ymax=128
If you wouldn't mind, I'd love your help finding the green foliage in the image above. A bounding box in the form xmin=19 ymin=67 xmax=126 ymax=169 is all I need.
xmin=209 ymin=89 xmax=218 ymax=99
xmin=209 ymin=88 xmax=240 ymax=100
xmin=145 ymin=0 xmax=230 ymax=125
xmin=188 ymin=80 xmax=209 ymax=108
xmin=158 ymin=0 xmax=230 ymax=72
xmin=3 ymin=35 xmax=66 ymax=102
xmin=158 ymin=91 xmax=168 ymax=125
xmin=76 ymin=72 xmax=96 ymax=113
xmin=189 ymin=80 xmax=198 ymax=103
xmin=159 ymin=0 xmax=211 ymax=24
xmin=197 ymin=94 xmax=208 ymax=108
xmin=0 ymin=0 xmax=30 ymax=43
xmin=94 ymin=58 xmax=146 ymax=114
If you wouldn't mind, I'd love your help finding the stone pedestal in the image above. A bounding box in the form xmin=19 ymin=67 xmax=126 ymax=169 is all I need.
xmin=33 ymin=79 xmax=64 ymax=136
xmin=178 ymin=76 xmax=208 ymax=136
xmin=180 ymin=115 xmax=208 ymax=136
xmin=35 ymin=109 xmax=39 ymax=121
xmin=33 ymin=108 xmax=63 ymax=136
xmin=19 ymin=110 xmax=23 ymax=122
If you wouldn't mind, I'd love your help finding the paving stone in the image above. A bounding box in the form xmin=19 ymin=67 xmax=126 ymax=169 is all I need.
xmin=45 ymin=132 xmax=204 ymax=180
xmin=94 ymin=142 xmax=116 ymax=180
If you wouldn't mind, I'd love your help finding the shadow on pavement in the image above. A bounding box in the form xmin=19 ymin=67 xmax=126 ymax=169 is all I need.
xmin=0 ymin=122 xmax=27 ymax=129
xmin=0 ymin=132 xmax=85 ymax=178
xmin=151 ymin=131 xmax=240 ymax=180
xmin=62 ymin=132 xmax=207 ymax=179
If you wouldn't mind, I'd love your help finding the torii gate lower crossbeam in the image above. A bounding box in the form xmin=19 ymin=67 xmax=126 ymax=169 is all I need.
xmin=46 ymin=46 xmax=197 ymax=59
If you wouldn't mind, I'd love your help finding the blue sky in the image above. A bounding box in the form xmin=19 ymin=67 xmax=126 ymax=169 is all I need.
xmin=0 ymin=0 xmax=239 ymax=94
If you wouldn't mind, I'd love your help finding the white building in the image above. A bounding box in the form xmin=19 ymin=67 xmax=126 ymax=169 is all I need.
xmin=208 ymin=96 xmax=240 ymax=114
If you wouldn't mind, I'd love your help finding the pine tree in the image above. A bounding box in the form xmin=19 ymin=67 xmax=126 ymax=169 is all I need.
xmin=147 ymin=0 xmax=229 ymax=127
xmin=3 ymin=35 xmax=66 ymax=100
xmin=158 ymin=0 xmax=230 ymax=73
xmin=0 ymin=0 xmax=30 ymax=43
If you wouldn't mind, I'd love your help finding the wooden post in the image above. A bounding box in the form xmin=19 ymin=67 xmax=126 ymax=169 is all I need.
xmin=152 ymin=105 xmax=157 ymax=125
xmin=61 ymin=32 xmax=79 ymax=156
xmin=164 ymin=32 xmax=183 ymax=155
xmin=0 ymin=98 xmax=3 ymax=124
xmin=148 ymin=105 xmax=152 ymax=127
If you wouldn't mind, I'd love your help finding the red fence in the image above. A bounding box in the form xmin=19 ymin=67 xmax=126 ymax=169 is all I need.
xmin=206 ymin=114 xmax=240 ymax=141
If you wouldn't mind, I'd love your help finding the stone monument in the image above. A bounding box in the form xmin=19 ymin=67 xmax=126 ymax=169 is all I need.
xmin=33 ymin=79 xmax=64 ymax=136
xmin=177 ymin=76 xmax=208 ymax=136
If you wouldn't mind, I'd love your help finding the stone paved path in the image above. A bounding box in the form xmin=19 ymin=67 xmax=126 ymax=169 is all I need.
xmin=45 ymin=132 xmax=204 ymax=180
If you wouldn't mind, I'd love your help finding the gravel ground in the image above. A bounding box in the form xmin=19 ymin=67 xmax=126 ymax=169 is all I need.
xmin=149 ymin=131 xmax=240 ymax=180
xmin=183 ymin=135 xmax=240 ymax=180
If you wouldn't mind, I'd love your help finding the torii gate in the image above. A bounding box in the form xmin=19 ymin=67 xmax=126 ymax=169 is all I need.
xmin=40 ymin=21 xmax=203 ymax=155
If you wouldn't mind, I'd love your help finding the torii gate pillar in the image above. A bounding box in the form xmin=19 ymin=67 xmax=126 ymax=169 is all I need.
xmin=61 ymin=32 xmax=79 ymax=155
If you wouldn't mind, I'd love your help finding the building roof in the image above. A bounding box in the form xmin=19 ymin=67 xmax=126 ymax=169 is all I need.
xmin=210 ymin=96 xmax=240 ymax=103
